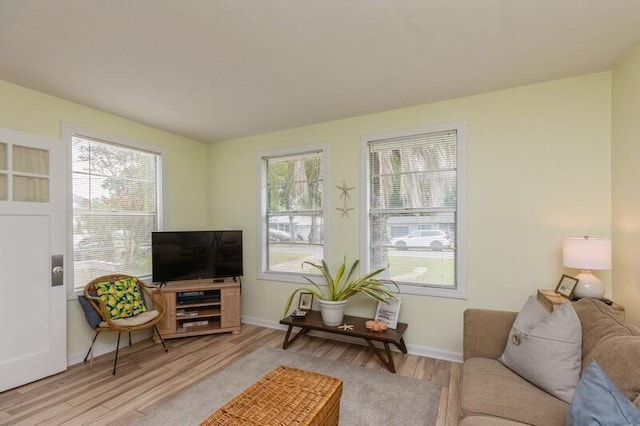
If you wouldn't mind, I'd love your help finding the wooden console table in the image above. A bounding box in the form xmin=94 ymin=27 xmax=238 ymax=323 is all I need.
xmin=279 ymin=310 xmax=408 ymax=373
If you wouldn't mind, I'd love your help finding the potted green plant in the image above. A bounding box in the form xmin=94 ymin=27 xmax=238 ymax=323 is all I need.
xmin=284 ymin=256 xmax=399 ymax=326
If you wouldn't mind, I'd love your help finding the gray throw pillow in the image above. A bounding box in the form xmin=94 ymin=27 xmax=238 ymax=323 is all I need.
xmin=78 ymin=294 xmax=103 ymax=329
xmin=500 ymin=295 xmax=581 ymax=403
xmin=567 ymin=361 xmax=640 ymax=425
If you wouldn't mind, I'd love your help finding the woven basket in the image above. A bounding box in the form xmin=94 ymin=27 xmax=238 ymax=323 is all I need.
xmin=201 ymin=365 xmax=343 ymax=426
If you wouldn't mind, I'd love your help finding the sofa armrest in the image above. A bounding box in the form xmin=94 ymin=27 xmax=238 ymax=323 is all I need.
xmin=463 ymin=308 xmax=518 ymax=361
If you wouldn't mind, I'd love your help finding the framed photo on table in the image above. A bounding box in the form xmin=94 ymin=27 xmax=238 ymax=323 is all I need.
xmin=298 ymin=292 xmax=313 ymax=311
xmin=375 ymin=299 xmax=402 ymax=329
xmin=555 ymin=274 xmax=579 ymax=298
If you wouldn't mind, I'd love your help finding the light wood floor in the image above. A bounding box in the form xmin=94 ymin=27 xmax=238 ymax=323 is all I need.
xmin=0 ymin=324 xmax=461 ymax=425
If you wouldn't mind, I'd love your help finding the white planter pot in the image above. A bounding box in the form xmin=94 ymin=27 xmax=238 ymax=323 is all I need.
xmin=317 ymin=299 xmax=348 ymax=326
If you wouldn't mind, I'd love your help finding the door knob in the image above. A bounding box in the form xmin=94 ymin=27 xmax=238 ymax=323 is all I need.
xmin=51 ymin=254 xmax=64 ymax=287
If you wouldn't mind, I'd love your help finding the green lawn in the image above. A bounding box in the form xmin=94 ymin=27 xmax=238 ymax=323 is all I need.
xmin=387 ymin=252 xmax=455 ymax=286
xmin=268 ymin=245 xmax=455 ymax=286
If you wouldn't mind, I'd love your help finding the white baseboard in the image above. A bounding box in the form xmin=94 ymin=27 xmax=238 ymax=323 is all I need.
xmin=68 ymin=316 xmax=463 ymax=367
xmin=240 ymin=315 xmax=463 ymax=363
xmin=67 ymin=330 xmax=153 ymax=367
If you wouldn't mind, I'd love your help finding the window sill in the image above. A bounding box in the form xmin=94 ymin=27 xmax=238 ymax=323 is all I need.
xmin=258 ymin=271 xmax=323 ymax=286
xmin=396 ymin=283 xmax=466 ymax=299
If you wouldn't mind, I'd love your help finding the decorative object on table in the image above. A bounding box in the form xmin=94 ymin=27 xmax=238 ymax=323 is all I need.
xmin=555 ymin=274 xmax=579 ymax=298
xmin=335 ymin=179 xmax=355 ymax=219
xmin=298 ymin=292 xmax=313 ymax=311
xmin=283 ymin=256 xmax=398 ymax=326
xmin=337 ymin=323 xmax=354 ymax=331
xmin=290 ymin=309 xmax=307 ymax=319
xmin=563 ymin=236 xmax=611 ymax=299
xmin=365 ymin=320 xmax=388 ymax=331
xmin=374 ymin=298 xmax=402 ymax=329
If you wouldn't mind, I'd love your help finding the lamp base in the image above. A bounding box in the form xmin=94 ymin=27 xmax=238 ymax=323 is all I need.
xmin=572 ymin=271 xmax=605 ymax=299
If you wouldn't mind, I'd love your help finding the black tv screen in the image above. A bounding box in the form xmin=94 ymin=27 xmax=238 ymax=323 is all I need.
xmin=152 ymin=230 xmax=243 ymax=283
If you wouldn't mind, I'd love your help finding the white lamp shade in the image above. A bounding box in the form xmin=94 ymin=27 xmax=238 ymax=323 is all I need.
xmin=562 ymin=237 xmax=611 ymax=270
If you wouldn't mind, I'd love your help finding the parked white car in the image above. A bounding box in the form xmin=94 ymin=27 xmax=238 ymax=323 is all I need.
xmin=269 ymin=228 xmax=292 ymax=242
xmin=390 ymin=230 xmax=450 ymax=251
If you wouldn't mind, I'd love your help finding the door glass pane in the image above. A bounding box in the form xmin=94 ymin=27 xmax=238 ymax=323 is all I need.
xmin=13 ymin=176 xmax=49 ymax=202
xmin=0 ymin=174 xmax=7 ymax=200
xmin=13 ymin=146 xmax=49 ymax=175
xmin=0 ymin=143 xmax=6 ymax=170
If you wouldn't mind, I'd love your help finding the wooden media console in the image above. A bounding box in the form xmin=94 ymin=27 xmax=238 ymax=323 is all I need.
xmin=155 ymin=278 xmax=241 ymax=341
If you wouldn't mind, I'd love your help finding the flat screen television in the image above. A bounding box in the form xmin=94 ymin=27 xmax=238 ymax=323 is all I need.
xmin=152 ymin=230 xmax=243 ymax=283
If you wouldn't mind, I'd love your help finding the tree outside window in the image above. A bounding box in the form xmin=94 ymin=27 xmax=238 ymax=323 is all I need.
xmin=71 ymin=136 xmax=161 ymax=291
xmin=365 ymin=127 xmax=462 ymax=294
xmin=261 ymin=147 xmax=326 ymax=277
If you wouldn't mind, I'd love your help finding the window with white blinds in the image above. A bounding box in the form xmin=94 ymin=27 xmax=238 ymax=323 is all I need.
xmin=70 ymin=133 xmax=162 ymax=292
xmin=363 ymin=123 xmax=465 ymax=298
xmin=259 ymin=145 xmax=327 ymax=280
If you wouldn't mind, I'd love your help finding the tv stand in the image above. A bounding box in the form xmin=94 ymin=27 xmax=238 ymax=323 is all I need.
xmin=154 ymin=278 xmax=241 ymax=342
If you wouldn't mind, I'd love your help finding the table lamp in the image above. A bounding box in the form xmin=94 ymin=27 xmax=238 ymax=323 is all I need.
xmin=562 ymin=236 xmax=611 ymax=299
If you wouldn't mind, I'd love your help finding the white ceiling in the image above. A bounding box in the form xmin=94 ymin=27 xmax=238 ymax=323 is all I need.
xmin=1 ymin=1 xmax=640 ymax=144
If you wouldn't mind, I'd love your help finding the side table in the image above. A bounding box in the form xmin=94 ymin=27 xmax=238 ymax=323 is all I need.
xmin=537 ymin=289 xmax=625 ymax=319
xmin=279 ymin=310 xmax=408 ymax=373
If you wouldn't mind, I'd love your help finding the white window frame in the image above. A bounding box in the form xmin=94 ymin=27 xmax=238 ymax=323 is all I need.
xmin=257 ymin=143 xmax=329 ymax=284
xmin=360 ymin=122 xmax=466 ymax=299
xmin=62 ymin=122 xmax=166 ymax=299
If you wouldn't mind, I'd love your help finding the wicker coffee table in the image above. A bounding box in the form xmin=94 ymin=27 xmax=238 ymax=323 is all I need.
xmin=200 ymin=366 xmax=343 ymax=426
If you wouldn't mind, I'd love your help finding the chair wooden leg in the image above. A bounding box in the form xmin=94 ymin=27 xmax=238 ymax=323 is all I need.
xmin=84 ymin=330 xmax=100 ymax=363
xmin=128 ymin=331 xmax=132 ymax=346
xmin=112 ymin=332 xmax=122 ymax=375
xmin=154 ymin=325 xmax=169 ymax=352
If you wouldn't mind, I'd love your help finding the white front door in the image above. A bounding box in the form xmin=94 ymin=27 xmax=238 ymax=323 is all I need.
xmin=0 ymin=128 xmax=66 ymax=392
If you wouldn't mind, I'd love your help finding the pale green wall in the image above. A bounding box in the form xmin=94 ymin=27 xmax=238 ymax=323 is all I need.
xmin=612 ymin=39 xmax=640 ymax=326
xmin=0 ymin=67 xmax=616 ymax=363
xmin=0 ymin=79 xmax=210 ymax=362
xmin=209 ymin=72 xmax=612 ymax=356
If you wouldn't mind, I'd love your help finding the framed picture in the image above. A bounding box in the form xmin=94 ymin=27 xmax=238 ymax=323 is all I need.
xmin=374 ymin=299 xmax=402 ymax=329
xmin=298 ymin=292 xmax=313 ymax=311
xmin=555 ymin=274 xmax=579 ymax=298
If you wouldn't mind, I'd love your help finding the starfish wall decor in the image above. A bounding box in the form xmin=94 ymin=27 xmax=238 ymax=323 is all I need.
xmin=336 ymin=179 xmax=355 ymax=219
xmin=336 ymin=180 xmax=355 ymax=200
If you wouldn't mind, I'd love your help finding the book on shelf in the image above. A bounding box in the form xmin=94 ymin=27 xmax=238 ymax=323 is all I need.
xmin=182 ymin=320 xmax=209 ymax=327
xmin=176 ymin=310 xmax=198 ymax=317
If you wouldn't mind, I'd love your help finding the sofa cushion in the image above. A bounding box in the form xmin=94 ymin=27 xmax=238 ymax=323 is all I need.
xmin=78 ymin=294 xmax=102 ymax=328
xmin=98 ymin=310 xmax=159 ymax=328
xmin=573 ymin=297 xmax=640 ymax=358
xmin=583 ymin=335 xmax=640 ymax=405
xmin=573 ymin=298 xmax=640 ymax=405
xmin=461 ymin=357 xmax=568 ymax=426
xmin=459 ymin=416 xmax=530 ymax=426
xmin=499 ymin=296 xmax=581 ymax=403
xmin=566 ymin=361 xmax=640 ymax=426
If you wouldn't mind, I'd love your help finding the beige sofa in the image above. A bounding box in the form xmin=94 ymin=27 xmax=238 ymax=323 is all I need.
xmin=459 ymin=298 xmax=640 ymax=425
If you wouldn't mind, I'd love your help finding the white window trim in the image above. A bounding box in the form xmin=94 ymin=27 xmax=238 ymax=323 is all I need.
xmin=257 ymin=143 xmax=329 ymax=284
xmin=359 ymin=121 xmax=467 ymax=299
xmin=61 ymin=122 xmax=167 ymax=299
